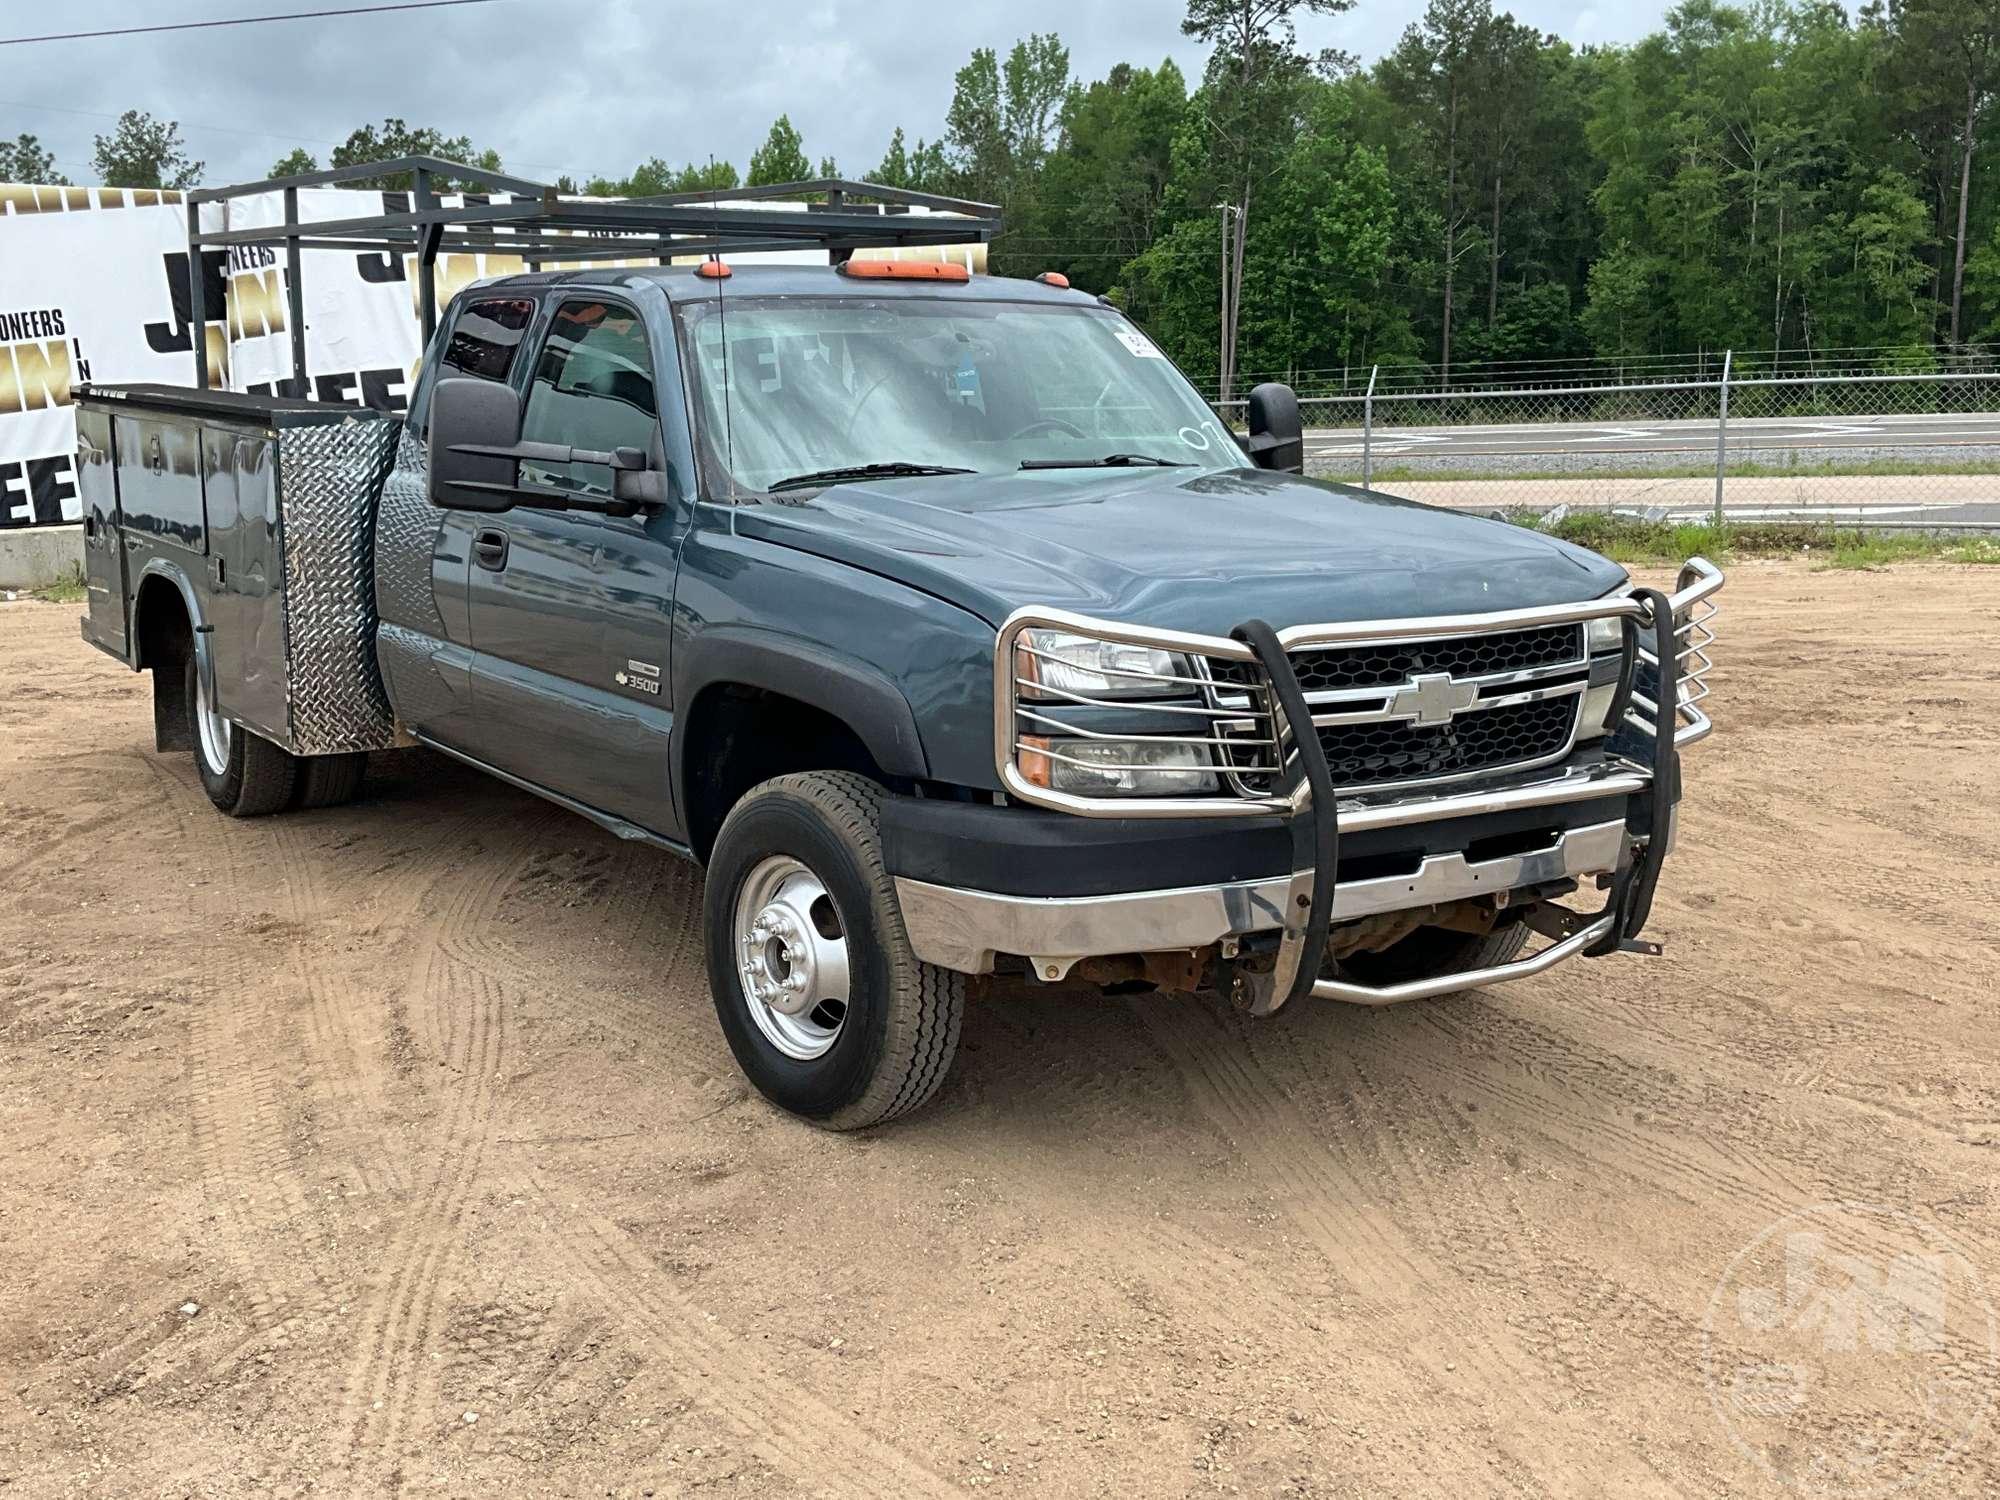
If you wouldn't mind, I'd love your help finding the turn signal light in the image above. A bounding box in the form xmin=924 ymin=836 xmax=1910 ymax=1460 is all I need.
xmin=1035 ymin=271 xmax=1070 ymax=288
xmin=837 ymin=259 xmax=971 ymax=282
xmin=1018 ymin=735 xmax=1054 ymax=789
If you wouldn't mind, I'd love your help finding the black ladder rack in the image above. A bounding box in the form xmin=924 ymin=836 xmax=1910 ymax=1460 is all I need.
xmin=184 ymin=153 xmax=1001 ymax=393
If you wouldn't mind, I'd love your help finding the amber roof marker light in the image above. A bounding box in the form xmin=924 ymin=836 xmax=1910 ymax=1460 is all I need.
xmin=696 ymin=258 xmax=732 ymax=279
xmin=837 ymin=260 xmax=971 ymax=282
xmin=1035 ymin=271 xmax=1071 ymax=288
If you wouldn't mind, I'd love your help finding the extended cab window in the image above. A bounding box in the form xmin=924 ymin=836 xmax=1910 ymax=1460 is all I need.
xmin=442 ymin=297 xmax=535 ymax=380
xmin=520 ymin=299 xmax=659 ymax=495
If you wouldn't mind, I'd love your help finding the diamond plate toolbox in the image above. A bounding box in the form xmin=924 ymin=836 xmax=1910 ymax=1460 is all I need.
xmin=275 ymin=411 xmax=402 ymax=754
xmin=74 ymin=384 xmax=406 ymax=760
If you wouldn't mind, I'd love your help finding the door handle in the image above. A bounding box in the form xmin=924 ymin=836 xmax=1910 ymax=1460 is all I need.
xmin=473 ymin=527 xmax=510 ymax=572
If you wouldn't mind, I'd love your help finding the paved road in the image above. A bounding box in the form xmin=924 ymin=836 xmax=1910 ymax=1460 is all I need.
xmin=1303 ymin=409 xmax=2000 ymax=460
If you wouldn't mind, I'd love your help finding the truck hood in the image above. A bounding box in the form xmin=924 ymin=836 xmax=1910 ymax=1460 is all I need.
xmin=732 ymin=466 xmax=1627 ymax=635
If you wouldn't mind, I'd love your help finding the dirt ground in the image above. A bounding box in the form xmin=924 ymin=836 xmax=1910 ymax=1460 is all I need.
xmin=2 ymin=562 xmax=1997 ymax=1499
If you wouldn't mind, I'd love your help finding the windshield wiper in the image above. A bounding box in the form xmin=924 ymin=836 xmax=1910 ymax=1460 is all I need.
xmin=1019 ymin=453 xmax=1192 ymax=470
xmin=768 ymin=462 xmax=975 ymax=493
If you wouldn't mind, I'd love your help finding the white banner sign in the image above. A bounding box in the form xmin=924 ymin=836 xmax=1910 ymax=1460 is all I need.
xmin=2 ymin=181 xmax=983 ymax=529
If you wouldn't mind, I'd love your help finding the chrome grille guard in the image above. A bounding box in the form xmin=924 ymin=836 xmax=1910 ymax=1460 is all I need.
xmin=992 ymin=558 xmax=1724 ymax=1013
xmin=993 ymin=557 xmax=1724 ymax=820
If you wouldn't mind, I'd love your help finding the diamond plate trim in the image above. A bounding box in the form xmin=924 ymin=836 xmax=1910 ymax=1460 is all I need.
xmin=373 ymin=425 xmax=449 ymax=641
xmin=279 ymin=414 xmax=402 ymax=754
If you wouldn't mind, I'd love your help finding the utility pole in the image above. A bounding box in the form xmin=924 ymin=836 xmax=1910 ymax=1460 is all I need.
xmin=1216 ymin=202 xmax=1241 ymax=405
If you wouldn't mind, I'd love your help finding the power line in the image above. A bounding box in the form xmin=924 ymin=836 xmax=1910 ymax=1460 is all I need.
xmin=1 ymin=0 xmax=502 ymax=47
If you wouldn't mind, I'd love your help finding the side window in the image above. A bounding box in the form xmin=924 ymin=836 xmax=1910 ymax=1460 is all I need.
xmin=520 ymin=299 xmax=659 ymax=495
xmin=442 ymin=297 xmax=535 ymax=380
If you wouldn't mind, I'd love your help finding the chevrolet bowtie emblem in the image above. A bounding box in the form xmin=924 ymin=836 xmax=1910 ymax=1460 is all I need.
xmin=1389 ymin=672 xmax=1479 ymax=726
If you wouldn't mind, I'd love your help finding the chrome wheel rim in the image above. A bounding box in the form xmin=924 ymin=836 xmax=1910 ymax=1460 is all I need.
xmin=732 ymin=855 xmax=850 ymax=1060
xmin=194 ymin=661 xmax=232 ymax=776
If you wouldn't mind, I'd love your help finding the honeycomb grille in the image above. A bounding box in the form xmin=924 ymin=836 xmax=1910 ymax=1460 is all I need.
xmin=1212 ymin=623 xmax=1583 ymax=693
xmin=1316 ymin=695 xmax=1577 ymax=785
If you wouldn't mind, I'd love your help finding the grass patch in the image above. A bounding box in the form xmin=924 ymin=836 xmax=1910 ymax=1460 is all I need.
xmin=1508 ymin=511 xmax=2000 ymax=568
xmin=34 ymin=561 xmax=87 ymax=603
xmin=1814 ymin=533 xmax=2000 ymax=570
xmin=1343 ymin=456 xmax=2000 ymax=485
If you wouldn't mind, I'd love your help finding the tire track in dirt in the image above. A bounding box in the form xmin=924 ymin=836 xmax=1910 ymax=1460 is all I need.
xmin=129 ymin=757 xmax=361 ymax=1426
xmin=438 ymin=848 xmax=963 ymax=1497
xmin=1386 ymin=993 xmax=2000 ymax=1281
xmin=336 ymin=829 xmax=541 ymax=1482
xmin=1270 ymin=985 xmax=2000 ymax=1409
xmin=1135 ymin=996 xmax=1700 ymax=1496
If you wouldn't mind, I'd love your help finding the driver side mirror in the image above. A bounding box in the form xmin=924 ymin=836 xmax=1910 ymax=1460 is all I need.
xmin=429 ymin=377 xmax=525 ymax=513
xmin=1245 ymin=382 xmax=1305 ymax=475
xmin=428 ymin=376 xmax=662 ymax=516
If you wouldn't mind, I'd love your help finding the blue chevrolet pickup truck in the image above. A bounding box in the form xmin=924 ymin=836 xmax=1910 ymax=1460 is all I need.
xmin=77 ymin=176 xmax=1720 ymax=1130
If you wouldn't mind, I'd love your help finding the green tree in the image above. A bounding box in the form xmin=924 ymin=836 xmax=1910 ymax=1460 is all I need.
xmin=1378 ymin=0 xmax=1491 ymax=379
xmin=268 ymin=147 xmax=319 ymax=179
xmin=747 ymin=114 xmax=812 ymax=186
xmin=0 ymin=133 xmax=66 ymax=185
xmin=1014 ymin=59 xmax=1189 ymax=290
xmin=585 ymin=156 xmax=740 ymax=197
xmin=92 ymin=110 xmax=202 ymax=190
xmin=1876 ymin=0 xmax=2000 ymax=343
xmin=1181 ymin=0 xmax=1354 ymax=398
xmin=329 ymin=119 xmax=498 ymax=190
xmin=1580 ymin=241 xmax=1660 ymax=362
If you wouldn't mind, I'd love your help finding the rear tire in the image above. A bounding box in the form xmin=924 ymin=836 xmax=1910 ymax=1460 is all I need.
xmin=704 ymin=771 xmax=964 ymax=1130
xmin=183 ymin=651 xmax=300 ymax=817
xmin=1336 ymin=922 xmax=1531 ymax=989
xmin=294 ymin=752 xmax=368 ymax=810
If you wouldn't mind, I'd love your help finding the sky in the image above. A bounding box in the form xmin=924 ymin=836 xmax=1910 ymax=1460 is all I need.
xmin=5 ymin=0 xmax=1677 ymax=190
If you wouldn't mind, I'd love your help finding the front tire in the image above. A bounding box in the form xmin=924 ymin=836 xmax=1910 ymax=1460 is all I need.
xmin=183 ymin=651 xmax=300 ymax=817
xmin=704 ymin=772 xmax=964 ymax=1130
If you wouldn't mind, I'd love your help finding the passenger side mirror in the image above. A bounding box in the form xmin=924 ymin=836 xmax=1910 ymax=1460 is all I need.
xmin=1245 ymin=382 xmax=1305 ymax=475
xmin=428 ymin=377 xmax=525 ymax=513
xmin=428 ymin=376 xmax=662 ymax=516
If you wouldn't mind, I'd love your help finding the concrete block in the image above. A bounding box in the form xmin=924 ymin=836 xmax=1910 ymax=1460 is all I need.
xmin=0 ymin=525 xmax=84 ymax=590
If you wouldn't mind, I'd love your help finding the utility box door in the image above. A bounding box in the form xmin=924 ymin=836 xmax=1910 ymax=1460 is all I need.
xmin=74 ymin=405 xmax=130 ymax=659
xmin=200 ymin=426 xmax=287 ymax=735
xmin=111 ymin=414 xmax=209 ymax=556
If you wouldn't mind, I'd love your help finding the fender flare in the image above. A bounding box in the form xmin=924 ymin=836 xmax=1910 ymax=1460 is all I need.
xmin=672 ymin=626 xmax=929 ymax=815
xmin=132 ymin=559 xmax=212 ymax=683
xmin=131 ymin=560 xmax=214 ymax=754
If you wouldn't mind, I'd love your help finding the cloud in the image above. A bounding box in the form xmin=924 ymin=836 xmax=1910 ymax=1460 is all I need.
xmin=6 ymin=0 xmax=1673 ymax=189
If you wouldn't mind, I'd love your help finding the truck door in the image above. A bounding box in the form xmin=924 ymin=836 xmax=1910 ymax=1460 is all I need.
xmin=461 ymin=296 xmax=680 ymax=835
xmin=74 ymin=405 xmax=130 ymax=658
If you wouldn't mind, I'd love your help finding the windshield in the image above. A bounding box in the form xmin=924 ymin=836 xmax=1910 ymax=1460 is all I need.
xmin=674 ymin=294 xmax=1242 ymax=493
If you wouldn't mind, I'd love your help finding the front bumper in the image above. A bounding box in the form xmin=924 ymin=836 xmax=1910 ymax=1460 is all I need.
xmin=894 ymin=558 xmax=1721 ymax=1007
xmin=896 ymin=813 xmax=1631 ymax=979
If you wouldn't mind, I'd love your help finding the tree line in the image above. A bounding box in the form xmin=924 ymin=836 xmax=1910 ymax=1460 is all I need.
xmin=11 ymin=0 xmax=2000 ymax=392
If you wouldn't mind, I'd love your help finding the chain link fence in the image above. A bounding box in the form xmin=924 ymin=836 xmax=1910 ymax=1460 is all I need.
xmin=1214 ymin=360 xmax=2000 ymax=531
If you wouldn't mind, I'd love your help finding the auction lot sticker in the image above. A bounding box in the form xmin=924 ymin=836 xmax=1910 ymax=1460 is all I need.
xmin=1702 ymin=1201 xmax=1998 ymax=1496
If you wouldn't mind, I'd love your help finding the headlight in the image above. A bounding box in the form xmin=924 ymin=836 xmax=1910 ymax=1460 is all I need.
xmin=1017 ymin=629 xmax=1191 ymax=700
xmin=1578 ymin=610 xmax=1628 ymax=739
xmin=1020 ymin=736 xmax=1218 ymax=796
xmin=1585 ymin=615 xmax=1625 ymax=655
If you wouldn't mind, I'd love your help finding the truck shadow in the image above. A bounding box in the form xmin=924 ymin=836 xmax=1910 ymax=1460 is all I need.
xmin=333 ymin=748 xmax=1492 ymax=1164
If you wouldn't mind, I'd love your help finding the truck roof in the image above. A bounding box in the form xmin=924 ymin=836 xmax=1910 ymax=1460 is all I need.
xmin=480 ymin=263 xmax=1099 ymax=307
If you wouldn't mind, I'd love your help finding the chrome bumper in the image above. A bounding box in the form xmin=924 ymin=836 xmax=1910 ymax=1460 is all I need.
xmin=895 ymin=816 xmax=1631 ymax=981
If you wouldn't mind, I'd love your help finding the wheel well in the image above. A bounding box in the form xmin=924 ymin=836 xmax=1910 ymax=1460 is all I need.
xmin=132 ymin=577 xmax=195 ymax=751
xmin=682 ymin=683 xmax=893 ymax=862
xmin=133 ymin=576 xmax=192 ymax=671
